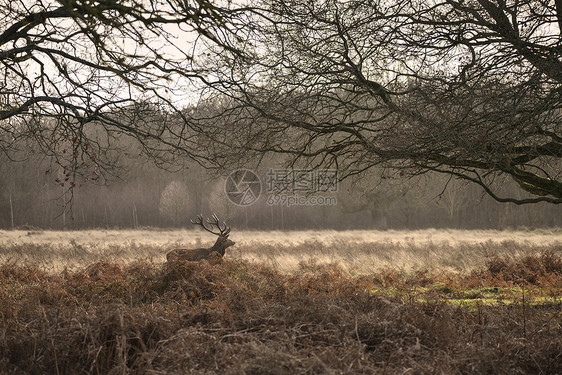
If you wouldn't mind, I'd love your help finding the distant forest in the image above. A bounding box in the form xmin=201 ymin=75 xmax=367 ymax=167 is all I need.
xmin=2 ymin=0 xmax=562 ymax=230
xmin=1 ymin=149 xmax=560 ymax=230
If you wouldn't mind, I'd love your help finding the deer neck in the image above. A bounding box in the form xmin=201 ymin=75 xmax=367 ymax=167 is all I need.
xmin=211 ymin=238 xmax=227 ymax=256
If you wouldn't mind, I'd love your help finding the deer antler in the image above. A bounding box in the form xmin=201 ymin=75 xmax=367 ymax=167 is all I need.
xmin=208 ymin=214 xmax=231 ymax=236
xmin=191 ymin=214 xmax=230 ymax=236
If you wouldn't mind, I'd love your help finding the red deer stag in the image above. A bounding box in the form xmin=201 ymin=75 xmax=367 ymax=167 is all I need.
xmin=166 ymin=214 xmax=235 ymax=262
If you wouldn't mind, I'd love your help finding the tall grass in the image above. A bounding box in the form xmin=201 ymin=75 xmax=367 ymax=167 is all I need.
xmin=1 ymin=229 xmax=560 ymax=273
xmin=0 ymin=255 xmax=560 ymax=374
xmin=0 ymin=229 xmax=560 ymax=374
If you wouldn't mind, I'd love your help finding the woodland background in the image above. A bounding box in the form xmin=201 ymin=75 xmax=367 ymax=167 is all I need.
xmin=1 ymin=146 xmax=559 ymax=230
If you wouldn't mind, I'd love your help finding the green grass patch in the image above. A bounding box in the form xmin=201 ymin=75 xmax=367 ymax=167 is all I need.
xmin=372 ymin=284 xmax=561 ymax=311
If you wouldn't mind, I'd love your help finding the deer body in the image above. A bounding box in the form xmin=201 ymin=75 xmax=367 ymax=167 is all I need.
xmin=167 ymin=236 xmax=235 ymax=262
xmin=166 ymin=214 xmax=235 ymax=263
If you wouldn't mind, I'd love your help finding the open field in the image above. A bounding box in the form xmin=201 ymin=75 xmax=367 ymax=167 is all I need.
xmin=0 ymin=229 xmax=561 ymax=374
xmin=1 ymin=228 xmax=561 ymax=272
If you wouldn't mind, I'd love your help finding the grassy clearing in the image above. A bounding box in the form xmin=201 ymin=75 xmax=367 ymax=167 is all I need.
xmin=1 ymin=228 xmax=560 ymax=272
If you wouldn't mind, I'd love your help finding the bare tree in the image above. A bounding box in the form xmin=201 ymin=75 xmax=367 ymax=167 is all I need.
xmin=0 ymin=0 xmax=244 ymax=186
xmin=196 ymin=0 xmax=562 ymax=204
xmin=3 ymin=0 xmax=561 ymax=206
xmin=433 ymin=176 xmax=470 ymax=221
xmin=159 ymin=181 xmax=190 ymax=226
xmin=208 ymin=178 xmax=239 ymax=221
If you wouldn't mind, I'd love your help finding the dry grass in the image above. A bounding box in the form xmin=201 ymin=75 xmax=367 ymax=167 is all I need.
xmin=0 ymin=252 xmax=561 ymax=374
xmin=1 ymin=228 xmax=560 ymax=273
xmin=1 ymin=230 xmax=560 ymax=373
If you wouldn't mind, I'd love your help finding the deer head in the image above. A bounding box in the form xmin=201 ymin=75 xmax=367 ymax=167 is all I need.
xmin=190 ymin=214 xmax=235 ymax=256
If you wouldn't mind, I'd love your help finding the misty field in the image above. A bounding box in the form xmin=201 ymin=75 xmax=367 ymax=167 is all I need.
xmin=1 ymin=228 xmax=561 ymax=272
xmin=0 ymin=229 xmax=561 ymax=374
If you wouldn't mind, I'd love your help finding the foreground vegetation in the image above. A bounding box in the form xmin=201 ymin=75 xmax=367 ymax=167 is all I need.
xmin=1 ymin=248 xmax=561 ymax=374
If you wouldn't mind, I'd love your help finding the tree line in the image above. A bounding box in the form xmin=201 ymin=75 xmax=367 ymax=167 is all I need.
xmin=1 ymin=0 xmax=561 ymax=215
xmin=1 ymin=148 xmax=559 ymax=230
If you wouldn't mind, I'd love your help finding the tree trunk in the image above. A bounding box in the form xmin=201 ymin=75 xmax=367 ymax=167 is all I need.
xmin=9 ymin=191 xmax=14 ymax=230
